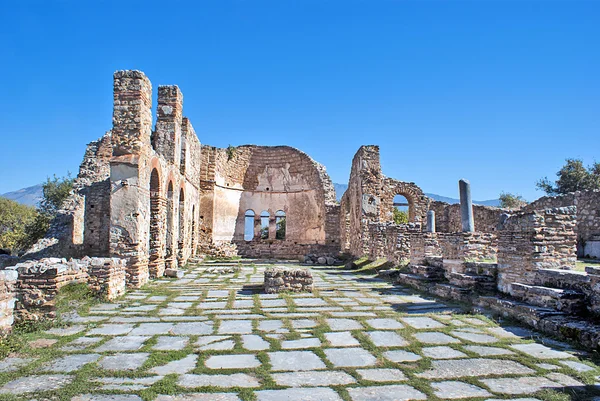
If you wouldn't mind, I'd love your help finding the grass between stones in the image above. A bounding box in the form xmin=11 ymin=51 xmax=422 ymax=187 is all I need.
xmin=0 ymin=262 xmax=598 ymax=400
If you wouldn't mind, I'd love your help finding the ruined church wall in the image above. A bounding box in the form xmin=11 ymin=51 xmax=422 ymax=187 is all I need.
xmin=379 ymin=178 xmax=429 ymax=224
xmin=204 ymin=145 xmax=339 ymax=257
xmin=25 ymin=133 xmax=114 ymax=259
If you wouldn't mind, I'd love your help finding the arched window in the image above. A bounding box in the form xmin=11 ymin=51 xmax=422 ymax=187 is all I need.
xmin=275 ymin=210 xmax=286 ymax=240
xmin=244 ymin=210 xmax=255 ymax=241
xmin=393 ymin=194 xmax=410 ymax=224
xmin=260 ymin=210 xmax=270 ymax=240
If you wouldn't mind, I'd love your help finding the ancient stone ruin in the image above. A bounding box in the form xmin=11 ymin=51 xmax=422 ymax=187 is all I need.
xmin=0 ymin=70 xmax=600 ymax=353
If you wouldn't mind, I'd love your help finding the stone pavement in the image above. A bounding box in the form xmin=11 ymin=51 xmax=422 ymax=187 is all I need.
xmin=1 ymin=261 xmax=599 ymax=400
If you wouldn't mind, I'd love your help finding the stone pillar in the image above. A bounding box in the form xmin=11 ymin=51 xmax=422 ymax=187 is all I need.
xmin=427 ymin=210 xmax=436 ymax=233
xmin=459 ymin=179 xmax=475 ymax=232
xmin=111 ymin=71 xmax=152 ymax=156
xmin=154 ymin=86 xmax=183 ymax=166
xmin=110 ymin=70 xmax=154 ymax=288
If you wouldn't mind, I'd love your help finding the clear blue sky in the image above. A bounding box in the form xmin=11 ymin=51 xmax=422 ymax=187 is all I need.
xmin=1 ymin=1 xmax=598 ymax=201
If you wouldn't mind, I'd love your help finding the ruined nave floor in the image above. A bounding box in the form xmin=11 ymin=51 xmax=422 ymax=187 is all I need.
xmin=0 ymin=261 xmax=599 ymax=401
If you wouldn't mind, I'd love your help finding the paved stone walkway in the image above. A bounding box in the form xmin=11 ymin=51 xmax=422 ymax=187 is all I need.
xmin=1 ymin=262 xmax=599 ymax=400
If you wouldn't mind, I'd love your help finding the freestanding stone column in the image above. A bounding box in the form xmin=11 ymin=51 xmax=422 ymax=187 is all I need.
xmin=427 ymin=210 xmax=436 ymax=233
xmin=459 ymin=179 xmax=475 ymax=232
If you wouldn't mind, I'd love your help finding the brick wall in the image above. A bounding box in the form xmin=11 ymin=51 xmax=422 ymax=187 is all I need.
xmin=497 ymin=207 xmax=577 ymax=293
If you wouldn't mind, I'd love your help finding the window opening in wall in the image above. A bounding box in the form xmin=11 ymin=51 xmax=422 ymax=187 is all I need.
xmin=260 ymin=210 xmax=270 ymax=240
xmin=166 ymin=181 xmax=174 ymax=258
xmin=149 ymin=169 xmax=161 ymax=265
xmin=244 ymin=210 xmax=255 ymax=241
xmin=178 ymin=189 xmax=185 ymax=254
xmin=275 ymin=210 xmax=286 ymax=240
xmin=393 ymin=194 xmax=410 ymax=224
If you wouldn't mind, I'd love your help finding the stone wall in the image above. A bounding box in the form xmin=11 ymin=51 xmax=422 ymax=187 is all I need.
xmin=25 ymin=133 xmax=113 ymax=259
xmin=11 ymin=257 xmax=127 ymax=320
xmin=342 ymin=146 xmax=430 ymax=258
xmin=525 ymin=190 xmax=600 ymax=257
xmin=497 ymin=207 xmax=577 ymax=293
xmin=429 ymin=201 xmax=506 ymax=233
xmin=437 ymin=232 xmax=498 ymax=261
xmin=200 ymin=145 xmax=339 ymax=258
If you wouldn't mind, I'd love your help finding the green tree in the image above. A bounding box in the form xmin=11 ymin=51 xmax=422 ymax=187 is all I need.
xmin=19 ymin=174 xmax=75 ymax=251
xmin=39 ymin=174 xmax=75 ymax=216
xmin=276 ymin=217 xmax=286 ymax=240
xmin=0 ymin=198 xmax=37 ymax=253
xmin=537 ymin=158 xmax=600 ymax=195
xmin=499 ymin=192 xmax=527 ymax=209
xmin=393 ymin=208 xmax=409 ymax=224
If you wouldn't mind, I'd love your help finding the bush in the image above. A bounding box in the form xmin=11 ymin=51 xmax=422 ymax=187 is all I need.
xmin=393 ymin=208 xmax=409 ymax=224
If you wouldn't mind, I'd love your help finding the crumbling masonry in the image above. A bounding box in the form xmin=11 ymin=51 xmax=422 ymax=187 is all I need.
xmin=2 ymin=70 xmax=600 ymax=349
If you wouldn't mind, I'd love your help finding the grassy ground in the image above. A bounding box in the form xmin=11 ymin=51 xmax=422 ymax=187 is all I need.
xmin=575 ymin=258 xmax=600 ymax=272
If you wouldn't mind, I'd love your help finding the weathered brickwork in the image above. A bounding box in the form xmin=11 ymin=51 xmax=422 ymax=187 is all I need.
xmin=524 ymin=190 xmax=600 ymax=257
xmin=497 ymin=207 xmax=577 ymax=293
xmin=264 ymin=267 xmax=313 ymax=293
xmin=437 ymin=232 xmax=498 ymax=261
xmin=11 ymin=257 xmax=127 ymax=320
xmin=341 ymin=146 xmax=432 ymax=258
xmin=429 ymin=201 xmax=506 ymax=233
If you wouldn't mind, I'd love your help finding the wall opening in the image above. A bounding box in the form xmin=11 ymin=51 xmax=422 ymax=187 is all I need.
xmin=260 ymin=210 xmax=270 ymax=240
xmin=166 ymin=181 xmax=174 ymax=259
xmin=393 ymin=194 xmax=411 ymax=224
xmin=275 ymin=210 xmax=286 ymax=240
xmin=149 ymin=169 xmax=161 ymax=265
xmin=244 ymin=210 xmax=255 ymax=241
xmin=178 ymin=188 xmax=185 ymax=254
xmin=191 ymin=204 xmax=196 ymax=254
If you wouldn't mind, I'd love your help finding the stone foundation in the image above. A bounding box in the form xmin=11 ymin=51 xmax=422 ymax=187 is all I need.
xmin=264 ymin=267 xmax=313 ymax=293
xmin=11 ymin=257 xmax=127 ymax=320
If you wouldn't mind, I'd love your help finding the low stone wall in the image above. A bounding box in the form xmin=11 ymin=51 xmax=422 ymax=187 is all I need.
xmin=497 ymin=207 xmax=577 ymax=293
xmin=437 ymin=232 xmax=498 ymax=261
xmin=264 ymin=267 xmax=313 ymax=293
xmin=12 ymin=257 xmax=127 ymax=320
xmin=87 ymin=258 xmax=127 ymax=300
xmin=0 ymin=269 xmax=18 ymax=332
xmin=236 ymin=241 xmax=338 ymax=260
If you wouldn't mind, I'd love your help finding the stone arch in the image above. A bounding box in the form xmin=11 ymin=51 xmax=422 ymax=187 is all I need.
xmin=382 ymin=178 xmax=428 ymax=224
xmin=191 ymin=204 xmax=197 ymax=256
xmin=165 ymin=180 xmax=175 ymax=269
xmin=148 ymin=168 xmax=165 ymax=277
xmin=275 ymin=210 xmax=286 ymax=240
xmin=244 ymin=210 xmax=255 ymax=241
xmin=177 ymin=187 xmax=185 ymax=261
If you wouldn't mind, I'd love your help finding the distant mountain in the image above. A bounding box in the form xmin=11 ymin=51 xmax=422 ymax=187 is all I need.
xmin=3 ymin=182 xmax=500 ymax=208
xmin=333 ymin=183 xmax=500 ymax=207
xmin=1 ymin=184 xmax=43 ymax=207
